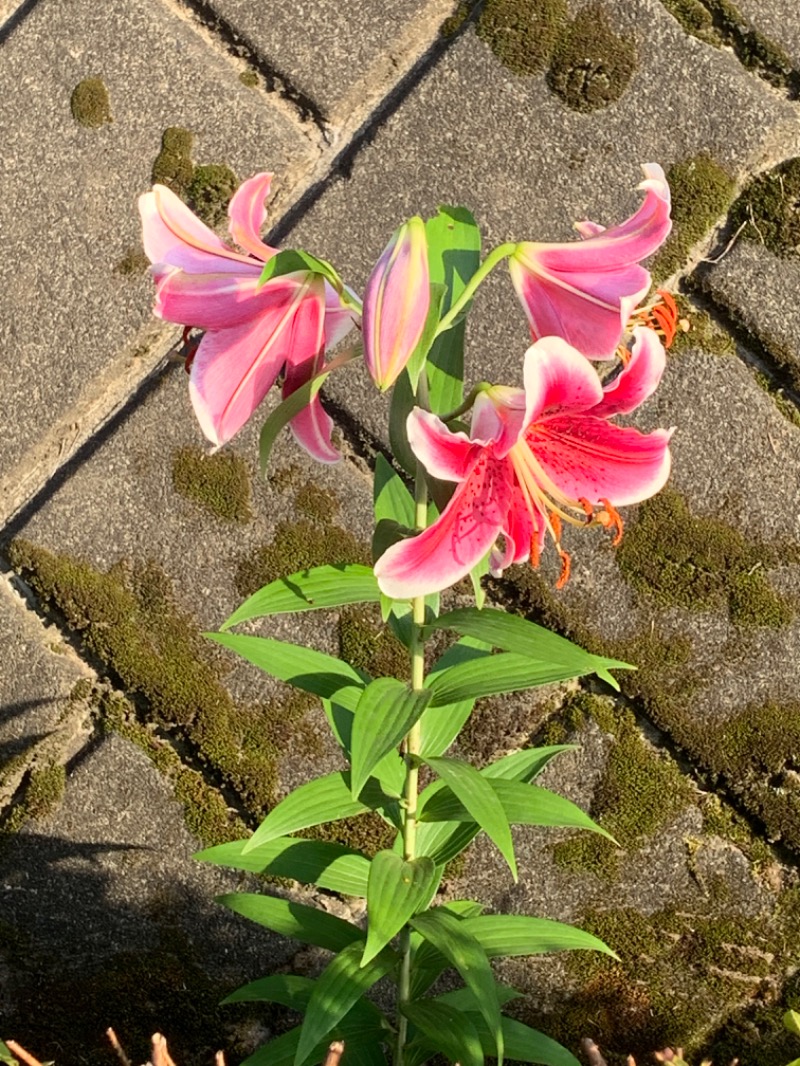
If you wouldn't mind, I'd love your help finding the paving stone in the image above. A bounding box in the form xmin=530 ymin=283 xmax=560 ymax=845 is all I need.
xmin=283 ymin=1 xmax=799 ymax=446
xmin=726 ymin=0 xmax=800 ymax=70
xmin=0 ymin=571 xmax=92 ymax=801
xmin=696 ymin=239 xmax=800 ymax=388
xmin=0 ymin=0 xmax=313 ymax=478
xmin=201 ymin=0 xmax=453 ymax=124
xmin=0 ymin=731 xmax=291 ymax=1061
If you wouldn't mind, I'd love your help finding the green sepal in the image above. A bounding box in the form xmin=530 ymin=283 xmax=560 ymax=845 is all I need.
xmin=402 ymin=1002 xmax=484 ymax=1066
xmin=295 ymin=941 xmax=398 ymax=1066
xmin=350 ymin=678 xmax=432 ymax=798
xmin=217 ymin=893 xmax=364 ymax=952
xmin=362 ymin=851 xmax=438 ymax=965
xmin=195 ymin=836 xmax=372 ymax=896
xmin=423 ymin=756 xmax=517 ymax=879
xmin=258 ymin=248 xmax=345 ymax=295
xmin=221 ymin=564 xmax=380 ymax=629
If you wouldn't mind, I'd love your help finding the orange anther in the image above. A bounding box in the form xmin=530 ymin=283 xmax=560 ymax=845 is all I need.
xmin=549 ymin=511 xmax=562 ymax=542
xmin=616 ymin=342 xmax=631 ymax=365
xmin=578 ymin=496 xmax=594 ymax=519
xmin=598 ymin=498 xmax=624 ymax=546
xmin=530 ymin=533 xmax=541 ymax=569
xmin=555 ymin=548 xmax=572 ymax=589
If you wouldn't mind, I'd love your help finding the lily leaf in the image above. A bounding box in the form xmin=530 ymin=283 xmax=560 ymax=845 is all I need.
xmin=362 ymin=851 xmax=438 ymax=965
xmin=218 ymin=893 xmax=363 ymax=952
xmin=402 ymin=1001 xmax=484 ymax=1066
xmin=350 ymin=678 xmax=432 ymax=798
xmin=221 ymin=565 xmax=380 ymax=629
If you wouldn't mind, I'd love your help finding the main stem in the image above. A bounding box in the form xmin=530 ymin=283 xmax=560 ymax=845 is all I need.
xmin=395 ymin=463 xmax=429 ymax=1066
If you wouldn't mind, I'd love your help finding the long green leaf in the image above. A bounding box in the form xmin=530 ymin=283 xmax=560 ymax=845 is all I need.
xmin=418 ymin=637 xmax=490 ymax=757
xmin=427 ymin=607 xmax=631 ymax=689
xmin=244 ymin=773 xmax=368 ymax=853
xmin=462 ymin=914 xmax=617 ymax=959
xmin=467 ymin=1015 xmax=581 ymax=1066
xmin=363 ymin=851 xmax=437 ymax=965
xmin=218 ymin=893 xmax=363 ymax=952
xmin=196 ymin=836 xmax=372 ymax=896
xmin=374 ymin=454 xmax=415 ymax=528
xmin=408 ymin=900 xmax=485 ymax=999
xmin=207 ymin=633 xmax=364 ymax=711
xmin=423 ymin=756 xmax=517 ymax=879
xmin=419 ymin=779 xmax=615 ymax=841
xmin=351 ymin=679 xmax=432 ymax=797
xmin=223 ymin=973 xmax=316 ymax=1008
xmin=259 ymin=366 xmax=332 ymax=475
xmin=435 ymin=986 xmax=523 ymax=1011
xmin=221 ymin=565 xmax=380 ymax=629
xmin=241 ymin=1019 xmax=386 ymax=1066
xmin=427 ymin=652 xmax=599 ymax=706
xmin=258 ymin=248 xmax=344 ymax=292
xmin=402 ymin=1002 xmax=484 ymax=1066
xmin=0 ymin=1043 xmax=16 ymax=1066
xmin=295 ymin=941 xmax=397 ymax=1066
xmin=411 ymin=909 xmax=504 ymax=1064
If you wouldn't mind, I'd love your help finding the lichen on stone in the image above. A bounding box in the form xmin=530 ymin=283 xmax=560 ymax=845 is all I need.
xmin=546 ymin=3 xmax=637 ymax=113
xmin=650 ymin=153 xmax=735 ymax=282
xmin=667 ymin=295 xmax=735 ymax=358
xmin=114 ymin=248 xmax=151 ymax=278
xmin=729 ymin=157 xmax=800 ymax=260
xmin=152 ymin=127 xmax=195 ymax=196
xmin=187 ymin=163 xmax=239 ymax=229
xmin=338 ymin=605 xmax=409 ymax=682
xmin=171 ymin=445 xmax=252 ymax=524
xmin=238 ymin=69 xmax=259 ymax=88
xmin=441 ymin=0 xmax=472 ymax=37
xmin=658 ymin=0 xmax=718 ymax=45
xmin=70 ymin=77 xmax=112 ymax=128
xmin=476 ymin=0 xmax=567 ymax=76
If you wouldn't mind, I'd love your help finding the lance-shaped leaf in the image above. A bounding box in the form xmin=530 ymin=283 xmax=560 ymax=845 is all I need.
xmin=351 ymin=678 xmax=432 ymax=798
xmin=418 ymin=636 xmax=490 ymax=757
xmin=243 ymin=771 xmax=399 ymax=854
xmin=461 ymin=914 xmax=617 ymax=959
xmin=258 ymin=248 xmax=346 ymax=293
xmin=435 ymin=986 xmax=523 ymax=1011
xmin=465 ymin=1015 xmax=581 ymax=1066
xmin=425 ymin=206 xmax=481 ymax=415
xmin=207 ymin=633 xmax=364 ymax=711
xmin=221 ymin=565 xmax=380 ymax=629
xmin=295 ymin=941 xmax=398 ymax=1066
xmin=218 ymin=893 xmax=363 ymax=952
xmin=419 ymin=779 xmax=615 ymax=842
xmin=196 ymin=836 xmax=372 ymax=896
xmin=374 ymin=453 xmax=415 ymax=528
xmin=423 ymin=756 xmax=517 ymax=879
xmin=362 ymin=851 xmax=437 ymax=965
xmin=408 ymin=899 xmax=485 ymax=999
xmin=426 ymin=607 xmax=631 ymax=689
xmin=402 ymin=1001 xmax=484 ymax=1066
xmin=426 ymin=651 xmax=600 ymax=706
xmin=241 ymin=1018 xmax=387 ymax=1066
xmin=410 ymin=908 xmax=504 ymax=1064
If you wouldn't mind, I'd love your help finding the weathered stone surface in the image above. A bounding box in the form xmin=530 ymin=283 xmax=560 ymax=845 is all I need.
xmin=725 ymin=0 xmax=800 ymax=70
xmin=285 ymin=1 xmax=799 ymax=448
xmin=0 ymin=0 xmax=312 ymax=478
xmin=201 ymin=0 xmax=455 ymax=124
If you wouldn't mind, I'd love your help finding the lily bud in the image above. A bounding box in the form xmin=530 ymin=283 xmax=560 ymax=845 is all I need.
xmin=363 ymin=216 xmax=430 ymax=391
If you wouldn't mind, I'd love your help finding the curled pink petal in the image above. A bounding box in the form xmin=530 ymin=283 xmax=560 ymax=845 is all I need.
xmin=522 ymin=338 xmax=605 ymax=424
xmin=139 ymin=186 xmax=253 ymax=274
xmin=594 ymin=327 xmax=666 ymax=417
xmin=228 ymin=172 xmax=276 ymax=260
xmin=407 ymin=409 xmax=483 ymax=482
xmin=154 ymin=267 xmax=269 ymax=330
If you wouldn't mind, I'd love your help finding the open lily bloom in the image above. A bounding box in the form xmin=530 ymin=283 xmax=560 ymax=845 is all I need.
xmin=139 ymin=173 xmax=358 ymax=460
xmin=508 ymin=164 xmax=672 ymax=360
xmin=374 ymin=329 xmax=672 ymax=600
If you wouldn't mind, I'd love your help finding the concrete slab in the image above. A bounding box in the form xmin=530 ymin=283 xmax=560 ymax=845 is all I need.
xmin=198 ymin=0 xmax=454 ymax=124
xmin=724 ymin=0 xmax=800 ymax=71
xmin=0 ymin=571 xmax=92 ymax=802
xmin=284 ymin=3 xmax=800 ymax=449
xmin=0 ymin=0 xmax=313 ymax=480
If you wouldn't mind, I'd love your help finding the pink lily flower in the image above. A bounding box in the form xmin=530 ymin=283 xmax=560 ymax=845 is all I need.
xmin=374 ymin=328 xmax=672 ymax=600
xmin=363 ymin=216 xmax=430 ymax=390
xmin=508 ymin=164 xmax=672 ymax=360
xmin=139 ymin=173 xmax=358 ymax=460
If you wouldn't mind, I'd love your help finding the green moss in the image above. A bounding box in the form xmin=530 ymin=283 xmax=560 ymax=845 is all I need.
xmin=114 ymin=247 xmax=151 ymax=277
xmin=306 ymin=811 xmax=397 ymax=858
xmin=659 ymin=0 xmax=718 ymax=44
xmin=650 ymin=154 xmax=735 ymax=282
xmin=729 ymin=157 xmax=800 ymax=259
xmin=70 ymin=77 xmax=112 ymax=128
xmin=616 ymin=488 xmax=794 ymax=627
xmin=171 ymin=445 xmax=252 ymax=523
xmin=7 ymin=541 xmax=321 ymax=827
xmin=668 ymin=295 xmax=735 ymax=357
xmin=236 ymin=520 xmax=371 ymax=598
xmin=551 ymin=693 xmax=694 ymax=877
xmin=753 ymin=372 xmax=800 ymax=428
xmin=546 ymin=4 xmax=637 ymax=112
xmin=239 ymin=69 xmax=259 ymax=88
xmin=700 ymin=793 xmax=772 ymax=868
xmin=338 ymin=606 xmax=409 ymax=682
xmin=187 ymin=163 xmax=239 ymax=229
xmin=24 ymin=764 xmax=66 ymax=820
xmin=294 ymin=482 xmax=341 ymax=524
xmin=703 ymin=0 xmax=797 ymax=92
xmin=441 ymin=0 xmax=472 ymax=36
xmin=152 ymin=127 xmax=195 ymax=196
xmin=476 ymin=0 xmax=567 ymax=76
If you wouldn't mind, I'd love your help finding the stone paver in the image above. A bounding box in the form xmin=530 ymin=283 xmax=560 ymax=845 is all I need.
xmin=0 ymin=0 xmax=313 ymax=478
xmin=725 ymin=0 xmax=800 ymax=70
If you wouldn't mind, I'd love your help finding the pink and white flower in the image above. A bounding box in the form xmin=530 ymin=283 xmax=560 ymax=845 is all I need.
xmin=374 ymin=328 xmax=672 ymax=599
xmin=139 ymin=173 xmax=358 ymax=460
xmin=508 ymin=164 xmax=672 ymax=360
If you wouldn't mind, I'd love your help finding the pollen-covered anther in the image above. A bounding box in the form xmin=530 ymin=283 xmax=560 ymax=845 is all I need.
xmin=630 ymin=289 xmax=678 ymax=348
xmin=578 ymin=496 xmax=594 ymax=522
xmin=530 ymin=534 xmax=541 ymax=569
xmin=555 ymin=547 xmax=572 ymax=590
xmin=549 ymin=511 xmax=563 ymax=542
xmin=597 ymin=498 xmax=624 ymax=546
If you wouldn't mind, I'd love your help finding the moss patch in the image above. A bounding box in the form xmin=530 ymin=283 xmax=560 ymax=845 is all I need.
xmin=114 ymin=247 xmax=151 ymax=277
xmin=171 ymin=446 xmax=252 ymax=524
xmin=441 ymin=0 xmax=473 ymax=37
xmin=729 ymin=157 xmax=800 ymax=259
xmin=7 ymin=542 xmax=322 ymax=824
xmin=650 ymin=154 xmax=735 ymax=282
xmin=668 ymin=294 xmax=735 ymax=357
xmin=70 ymin=77 xmax=112 ymax=127
xmin=294 ymin=482 xmax=341 ymax=524
xmin=187 ymin=163 xmax=239 ymax=229
xmin=659 ymin=0 xmax=718 ymax=44
xmin=239 ymin=69 xmax=259 ymax=88
xmin=753 ymin=371 xmax=800 ymax=429
xmin=546 ymin=4 xmax=637 ymax=113
xmin=338 ymin=605 xmax=409 ymax=682
xmin=1 ymin=763 xmax=67 ymax=839
xmin=616 ymin=488 xmax=794 ymax=628
xmin=703 ymin=0 xmax=797 ymax=93
xmin=152 ymin=127 xmax=195 ymax=196
xmin=551 ymin=693 xmax=694 ymax=877
xmin=475 ymin=0 xmax=567 ymax=76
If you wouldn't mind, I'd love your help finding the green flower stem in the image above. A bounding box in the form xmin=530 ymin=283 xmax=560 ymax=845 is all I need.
xmin=439 ymin=381 xmax=492 ymax=423
xmin=395 ymin=466 xmax=430 ymax=1066
xmin=434 ymin=242 xmax=517 ymax=338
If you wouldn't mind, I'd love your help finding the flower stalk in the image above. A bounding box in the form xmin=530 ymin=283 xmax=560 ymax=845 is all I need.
xmin=434 ymin=242 xmax=516 ymax=338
